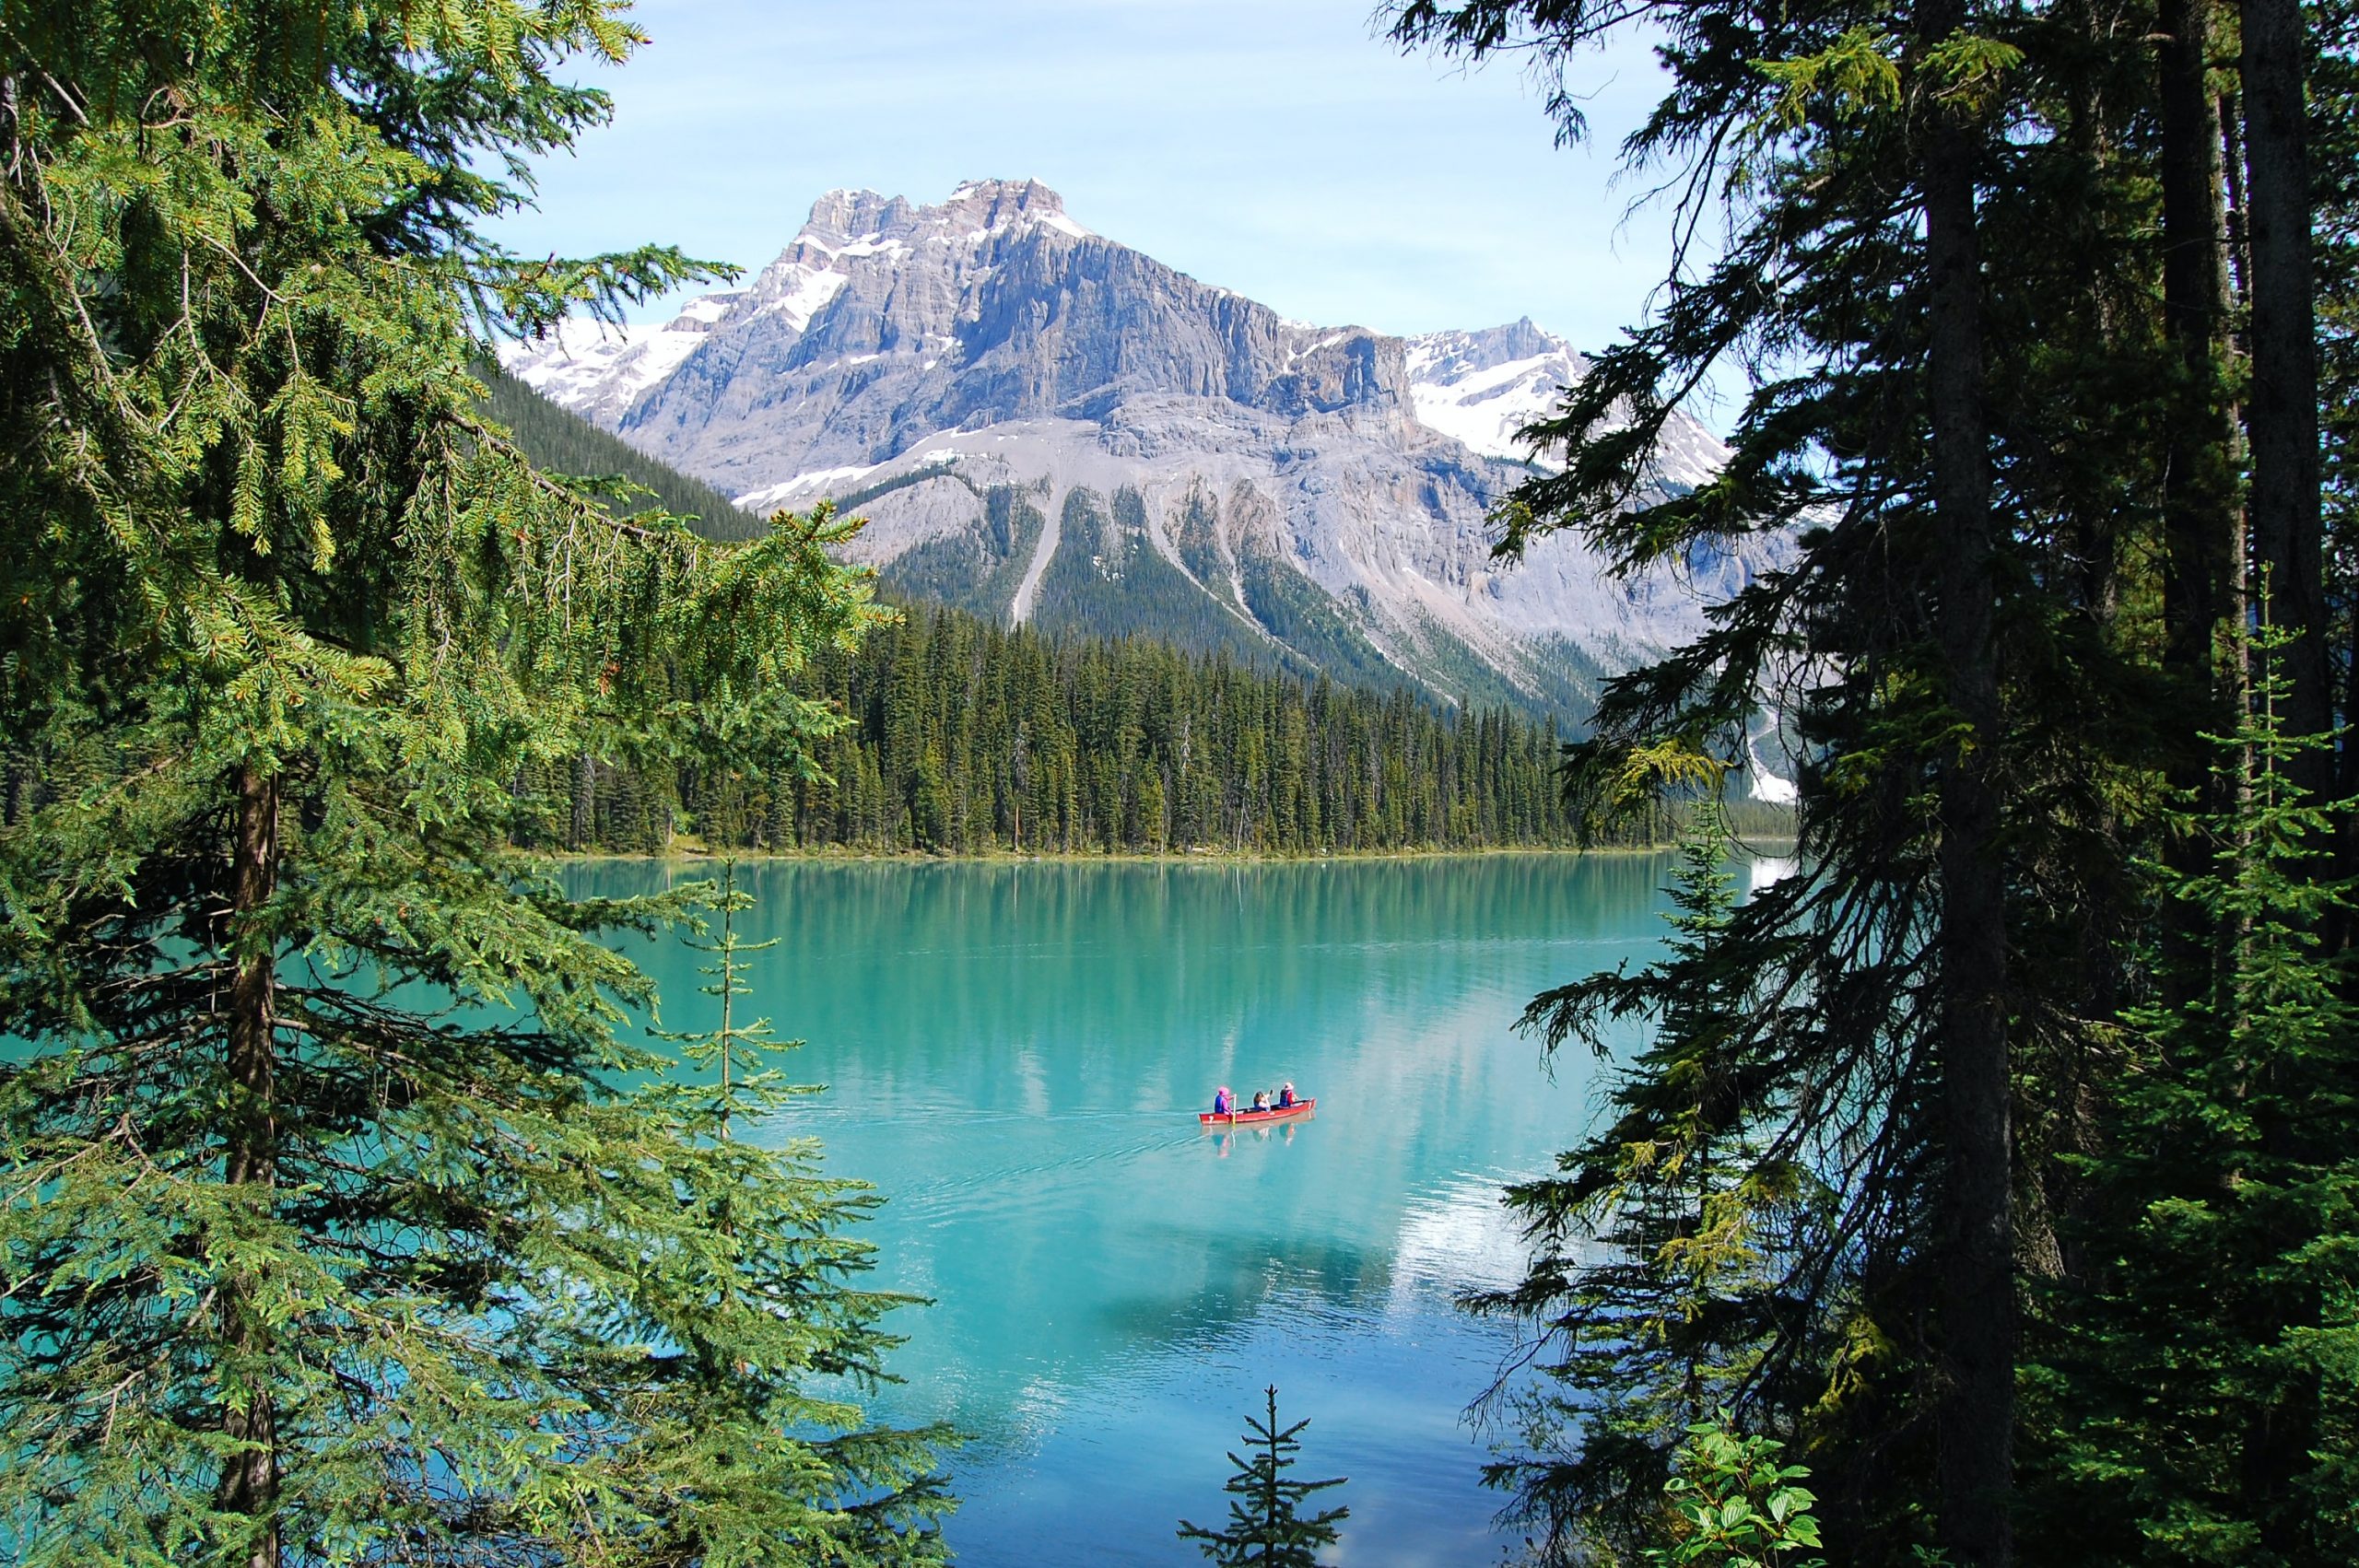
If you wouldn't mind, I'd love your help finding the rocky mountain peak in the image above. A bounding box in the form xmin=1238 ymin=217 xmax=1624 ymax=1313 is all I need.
xmin=612 ymin=179 xmax=1416 ymax=480
xmin=785 ymin=178 xmax=1087 ymax=263
xmin=502 ymin=180 xmax=1764 ymax=743
xmin=1408 ymin=317 xmax=1569 ymax=381
xmin=1400 ymin=320 xmax=1589 ymax=467
xmin=938 ymin=177 xmax=1082 ymax=233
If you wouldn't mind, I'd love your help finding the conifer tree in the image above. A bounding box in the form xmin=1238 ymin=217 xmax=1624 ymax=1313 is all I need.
xmin=1178 ymin=1386 xmax=1349 ymax=1568
xmin=1473 ymin=766 xmax=1827 ymax=1564
xmin=2026 ymin=623 xmax=2359 ymax=1566
xmin=1395 ymin=9 xmax=2048 ymax=1555
xmin=1395 ymin=0 xmax=2355 ymax=1562
xmin=0 ymin=5 xmax=944 ymax=1564
xmin=635 ymin=863 xmax=948 ymax=1562
xmin=658 ymin=860 xmax=792 ymax=1143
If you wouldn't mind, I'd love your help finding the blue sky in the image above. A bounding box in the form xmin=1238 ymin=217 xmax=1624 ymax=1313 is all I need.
xmin=488 ymin=0 xmax=1683 ymax=352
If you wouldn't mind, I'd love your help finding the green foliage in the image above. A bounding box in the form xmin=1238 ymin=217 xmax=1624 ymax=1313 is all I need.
xmin=535 ymin=601 xmax=1664 ymax=857
xmin=1475 ymin=800 xmax=1830 ymax=1562
xmin=1756 ymin=27 xmax=1903 ymax=129
xmin=655 ymin=859 xmax=796 ymax=1140
xmin=880 ymin=482 xmax=1048 ymax=616
xmin=0 ymin=3 xmax=944 ymax=1563
xmin=1178 ymin=1386 xmax=1349 ymax=1568
xmin=1231 ymin=540 xmax=1404 ymax=694
xmin=1391 ymin=0 xmax=2288 ymax=1561
xmin=1030 ymin=486 xmax=1285 ymax=666
xmin=476 ymin=361 xmax=769 ymax=540
xmin=1648 ymin=1417 xmax=1825 ymax=1568
xmin=624 ymin=863 xmax=952 ymax=1561
xmin=2025 ymin=625 xmax=2359 ymax=1565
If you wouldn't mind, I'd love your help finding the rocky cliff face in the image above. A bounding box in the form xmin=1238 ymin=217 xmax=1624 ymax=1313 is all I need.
xmin=504 ymin=179 xmax=1764 ymax=721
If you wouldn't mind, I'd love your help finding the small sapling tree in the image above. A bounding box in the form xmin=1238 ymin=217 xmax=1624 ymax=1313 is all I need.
xmin=1179 ymin=1385 xmax=1349 ymax=1566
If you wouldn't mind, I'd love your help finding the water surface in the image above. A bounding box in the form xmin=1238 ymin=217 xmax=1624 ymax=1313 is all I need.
xmin=574 ymin=854 xmax=1696 ymax=1566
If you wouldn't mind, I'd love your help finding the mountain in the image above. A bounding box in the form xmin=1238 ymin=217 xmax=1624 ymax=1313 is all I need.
xmin=502 ymin=179 xmax=1762 ymax=721
xmin=475 ymin=362 xmax=767 ymax=540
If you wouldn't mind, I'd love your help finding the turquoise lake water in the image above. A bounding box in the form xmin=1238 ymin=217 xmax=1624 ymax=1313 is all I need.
xmin=570 ymin=853 xmax=1736 ymax=1566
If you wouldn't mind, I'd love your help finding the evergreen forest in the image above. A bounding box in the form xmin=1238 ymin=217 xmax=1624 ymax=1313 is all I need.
xmin=545 ymin=605 xmax=1656 ymax=857
xmin=469 ymin=371 xmax=1682 ymax=858
xmin=2 ymin=0 xmax=2358 ymax=1565
xmin=0 ymin=7 xmax=948 ymax=1567
xmin=1390 ymin=1 xmax=2359 ymax=1566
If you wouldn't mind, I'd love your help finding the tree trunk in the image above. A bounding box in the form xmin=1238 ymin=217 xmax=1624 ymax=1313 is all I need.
xmin=2158 ymin=0 xmax=2243 ymax=741
xmin=2157 ymin=0 xmax=2253 ymax=1012
xmin=2237 ymin=7 xmax=2330 ymax=1545
xmin=2241 ymin=0 xmax=2330 ymax=793
xmin=569 ymin=751 xmax=593 ymax=851
xmin=1921 ymin=6 xmax=2015 ymax=1560
xmin=2343 ymin=602 xmax=2359 ymax=889
xmin=2223 ymin=89 xmax=2250 ymax=308
xmin=217 ymin=763 xmax=281 ymax=1568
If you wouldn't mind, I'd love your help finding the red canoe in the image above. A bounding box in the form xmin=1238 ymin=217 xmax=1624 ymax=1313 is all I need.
xmin=1199 ymin=1097 xmax=1316 ymax=1128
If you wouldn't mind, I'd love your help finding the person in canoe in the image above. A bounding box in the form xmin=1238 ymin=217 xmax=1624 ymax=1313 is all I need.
xmin=1277 ymin=1082 xmax=1297 ymax=1108
xmin=1212 ymin=1086 xmax=1233 ymax=1116
xmin=1250 ymin=1090 xmax=1271 ymax=1112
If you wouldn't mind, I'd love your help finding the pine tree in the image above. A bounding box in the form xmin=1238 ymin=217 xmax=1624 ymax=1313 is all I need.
xmin=1390 ymin=2 xmax=2208 ymax=1561
xmin=640 ymin=862 xmax=951 ymax=1561
xmin=1474 ymin=759 xmax=1831 ymax=1563
xmin=1177 ymin=1387 xmax=1349 ymax=1568
xmin=2025 ymin=622 xmax=2359 ymax=1566
xmin=0 ymin=5 xmax=944 ymax=1564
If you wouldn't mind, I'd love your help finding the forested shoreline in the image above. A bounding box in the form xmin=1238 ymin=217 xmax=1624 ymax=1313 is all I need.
xmin=0 ymin=376 xmax=1805 ymax=861
xmin=8 ymin=0 xmax=2358 ymax=1565
xmin=525 ymin=600 xmax=1792 ymax=857
xmin=463 ymin=363 xmax=1795 ymax=859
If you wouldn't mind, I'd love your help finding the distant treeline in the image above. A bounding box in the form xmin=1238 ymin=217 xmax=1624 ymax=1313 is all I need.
xmin=521 ymin=603 xmax=1790 ymax=857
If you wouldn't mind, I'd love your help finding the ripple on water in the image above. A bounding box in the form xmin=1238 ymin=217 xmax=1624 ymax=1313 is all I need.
xmin=572 ymin=853 xmax=1682 ymax=1566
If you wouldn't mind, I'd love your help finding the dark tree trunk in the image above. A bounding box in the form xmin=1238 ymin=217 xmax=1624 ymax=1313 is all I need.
xmin=2158 ymin=0 xmax=2243 ymax=737
xmin=2344 ymin=600 xmax=2359 ymax=847
xmin=1921 ymin=4 xmax=2014 ymax=1560
xmin=2242 ymin=0 xmax=2331 ymax=790
xmin=217 ymin=763 xmax=281 ymax=1568
xmin=569 ymin=751 xmax=593 ymax=851
xmin=2223 ymin=89 xmax=2250 ymax=307
xmin=2238 ymin=6 xmax=2330 ymax=1547
xmin=2157 ymin=0 xmax=2252 ymax=1012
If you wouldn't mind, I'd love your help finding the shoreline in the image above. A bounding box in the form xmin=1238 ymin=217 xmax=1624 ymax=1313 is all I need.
xmin=540 ymin=837 xmax=1797 ymax=869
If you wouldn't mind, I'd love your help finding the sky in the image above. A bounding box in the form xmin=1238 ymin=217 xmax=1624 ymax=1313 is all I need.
xmin=487 ymin=0 xmax=1687 ymax=354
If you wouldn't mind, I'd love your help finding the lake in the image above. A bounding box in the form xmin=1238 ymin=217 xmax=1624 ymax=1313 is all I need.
xmin=571 ymin=853 xmax=1715 ymax=1566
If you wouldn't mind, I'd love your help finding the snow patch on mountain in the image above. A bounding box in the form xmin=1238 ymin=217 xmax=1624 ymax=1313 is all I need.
xmin=1403 ymin=319 xmax=1580 ymax=465
xmin=749 ymin=264 xmax=848 ymax=331
xmin=499 ymin=179 xmax=1758 ymax=718
xmin=1402 ymin=319 xmax=1729 ymax=490
xmin=507 ymin=290 xmax=745 ymax=427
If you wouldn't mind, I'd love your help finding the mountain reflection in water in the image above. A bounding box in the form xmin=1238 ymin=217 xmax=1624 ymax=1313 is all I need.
xmin=571 ymin=854 xmax=1692 ymax=1566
